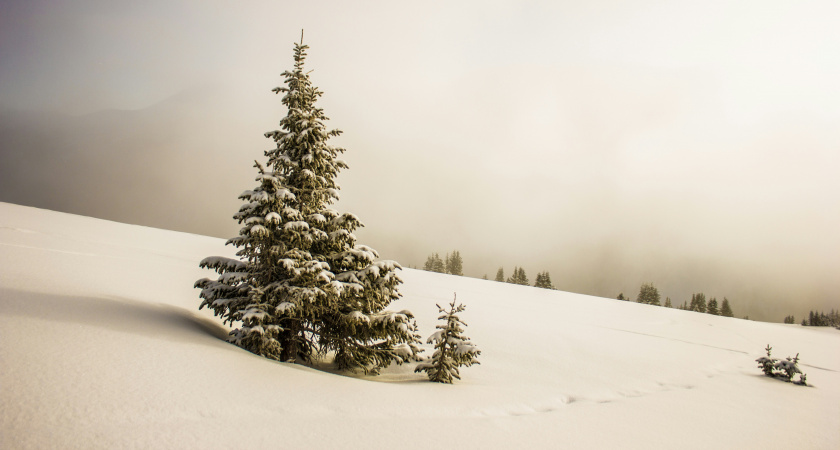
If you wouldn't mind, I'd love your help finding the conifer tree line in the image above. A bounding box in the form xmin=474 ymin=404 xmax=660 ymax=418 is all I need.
xmin=421 ymin=258 xmax=557 ymax=290
xmin=617 ymin=284 xmax=736 ymax=317
xmin=422 ymin=251 xmax=463 ymax=275
xmin=491 ymin=266 xmax=556 ymax=289
xmin=196 ymin=35 xmax=423 ymax=374
xmin=798 ymin=309 xmax=840 ymax=327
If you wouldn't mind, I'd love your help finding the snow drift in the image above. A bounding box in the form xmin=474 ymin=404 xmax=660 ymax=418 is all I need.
xmin=1 ymin=202 xmax=838 ymax=449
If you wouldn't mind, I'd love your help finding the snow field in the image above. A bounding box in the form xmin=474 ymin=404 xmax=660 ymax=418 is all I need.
xmin=1 ymin=202 xmax=838 ymax=449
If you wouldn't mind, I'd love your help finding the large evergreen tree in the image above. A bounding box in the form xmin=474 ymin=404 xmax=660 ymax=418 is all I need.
xmin=196 ymin=36 xmax=420 ymax=373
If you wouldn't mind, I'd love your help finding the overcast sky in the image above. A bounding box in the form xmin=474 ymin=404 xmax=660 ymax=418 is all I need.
xmin=1 ymin=0 xmax=839 ymax=321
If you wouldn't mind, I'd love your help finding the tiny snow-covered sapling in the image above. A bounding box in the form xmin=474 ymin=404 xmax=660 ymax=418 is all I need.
xmin=756 ymin=344 xmax=776 ymax=376
xmin=415 ymin=294 xmax=480 ymax=383
xmin=755 ymin=345 xmax=807 ymax=386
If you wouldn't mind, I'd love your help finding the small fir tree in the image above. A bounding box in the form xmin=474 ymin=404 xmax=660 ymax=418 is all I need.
xmin=636 ymin=283 xmax=661 ymax=306
xmin=196 ymin=35 xmax=420 ymax=372
xmin=494 ymin=267 xmax=505 ymax=282
xmin=720 ymin=297 xmax=733 ymax=317
xmin=617 ymin=293 xmax=627 ymax=301
xmin=415 ymin=295 xmax=481 ymax=383
xmin=664 ymin=297 xmax=672 ymax=308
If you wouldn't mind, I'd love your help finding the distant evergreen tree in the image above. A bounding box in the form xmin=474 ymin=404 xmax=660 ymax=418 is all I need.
xmin=423 ymin=253 xmax=445 ymax=273
xmin=689 ymin=293 xmax=707 ymax=313
xmin=507 ymin=266 xmax=529 ymax=285
xmin=616 ymin=293 xmax=627 ymax=301
xmin=636 ymin=283 xmax=661 ymax=306
xmin=783 ymin=315 xmax=795 ymax=324
xmin=664 ymin=297 xmax=672 ymax=308
xmin=706 ymin=297 xmax=719 ymax=315
xmin=534 ymin=271 xmax=554 ymax=289
xmin=482 ymin=274 xmax=488 ymax=280
xmin=494 ymin=267 xmax=505 ymax=282
xmin=415 ymin=295 xmax=480 ymax=383
xmin=720 ymin=297 xmax=733 ymax=317
xmin=196 ymin=36 xmax=420 ymax=371
xmin=445 ymin=251 xmax=464 ymax=276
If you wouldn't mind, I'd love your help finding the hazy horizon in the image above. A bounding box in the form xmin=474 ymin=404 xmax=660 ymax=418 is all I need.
xmin=2 ymin=0 xmax=839 ymax=322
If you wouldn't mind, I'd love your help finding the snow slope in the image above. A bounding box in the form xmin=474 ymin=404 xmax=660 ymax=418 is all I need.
xmin=1 ymin=202 xmax=838 ymax=449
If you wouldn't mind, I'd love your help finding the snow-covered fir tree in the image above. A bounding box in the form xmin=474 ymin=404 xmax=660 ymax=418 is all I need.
xmin=415 ymin=295 xmax=481 ymax=383
xmin=196 ymin=35 xmax=421 ymax=373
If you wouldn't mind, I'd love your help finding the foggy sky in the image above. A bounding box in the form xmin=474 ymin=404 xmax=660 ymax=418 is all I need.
xmin=1 ymin=0 xmax=839 ymax=322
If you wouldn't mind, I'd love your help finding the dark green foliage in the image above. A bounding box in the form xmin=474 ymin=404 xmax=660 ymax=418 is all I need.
xmin=534 ymin=271 xmax=554 ymax=289
xmin=494 ymin=267 xmax=504 ymax=282
xmin=415 ymin=296 xmax=481 ymax=383
xmin=706 ymin=297 xmax=719 ymax=315
xmin=720 ymin=297 xmax=733 ymax=317
xmin=506 ymin=266 xmax=529 ymax=285
xmin=636 ymin=283 xmax=661 ymax=306
xmin=664 ymin=297 xmax=672 ymax=308
xmin=423 ymin=253 xmax=445 ymax=273
xmin=783 ymin=315 xmax=795 ymax=324
xmin=196 ymin=37 xmax=420 ymax=372
xmin=802 ymin=309 xmax=840 ymax=327
xmin=689 ymin=293 xmax=707 ymax=313
xmin=445 ymin=251 xmax=464 ymax=276
xmin=616 ymin=293 xmax=627 ymax=301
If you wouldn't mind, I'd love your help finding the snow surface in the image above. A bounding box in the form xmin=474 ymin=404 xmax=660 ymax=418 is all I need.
xmin=1 ymin=201 xmax=838 ymax=449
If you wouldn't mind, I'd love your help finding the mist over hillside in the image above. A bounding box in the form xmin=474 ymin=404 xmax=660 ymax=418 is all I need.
xmin=2 ymin=93 xmax=838 ymax=323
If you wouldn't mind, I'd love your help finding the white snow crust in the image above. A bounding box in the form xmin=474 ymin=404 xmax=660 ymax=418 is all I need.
xmin=1 ymin=202 xmax=838 ymax=449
